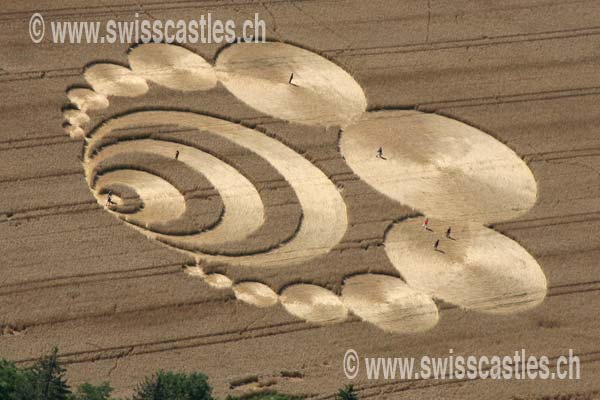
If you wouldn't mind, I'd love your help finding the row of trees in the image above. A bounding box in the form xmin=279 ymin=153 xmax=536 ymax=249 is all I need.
xmin=0 ymin=348 xmax=358 ymax=400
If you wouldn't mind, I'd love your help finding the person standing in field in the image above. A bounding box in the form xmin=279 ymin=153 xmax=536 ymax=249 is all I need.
xmin=446 ymin=227 xmax=452 ymax=239
xmin=423 ymin=218 xmax=429 ymax=230
xmin=434 ymin=239 xmax=440 ymax=251
xmin=106 ymin=190 xmax=116 ymax=206
xmin=175 ymin=150 xmax=180 ymax=160
xmin=376 ymin=147 xmax=383 ymax=159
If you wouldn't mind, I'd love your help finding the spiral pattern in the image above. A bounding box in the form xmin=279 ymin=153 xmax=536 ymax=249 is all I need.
xmin=84 ymin=110 xmax=348 ymax=268
xmin=63 ymin=41 xmax=548 ymax=334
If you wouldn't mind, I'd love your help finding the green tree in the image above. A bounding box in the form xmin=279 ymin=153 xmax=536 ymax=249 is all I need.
xmin=132 ymin=370 xmax=213 ymax=400
xmin=69 ymin=382 xmax=113 ymax=400
xmin=335 ymin=384 xmax=358 ymax=400
xmin=0 ymin=359 xmax=37 ymax=400
xmin=29 ymin=347 xmax=71 ymax=400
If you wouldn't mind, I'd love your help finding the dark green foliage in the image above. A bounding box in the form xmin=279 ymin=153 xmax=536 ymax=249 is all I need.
xmin=0 ymin=359 xmax=36 ymax=400
xmin=1 ymin=350 xmax=354 ymax=400
xmin=29 ymin=347 xmax=71 ymax=400
xmin=131 ymin=370 xmax=213 ymax=400
xmin=335 ymin=384 xmax=358 ymax=400
xmin=68 ymin=382 xmax=114 ymax=400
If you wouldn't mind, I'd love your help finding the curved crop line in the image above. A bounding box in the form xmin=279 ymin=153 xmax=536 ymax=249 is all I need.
xmin=84 ymin=110 xmax=348 ymax=267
